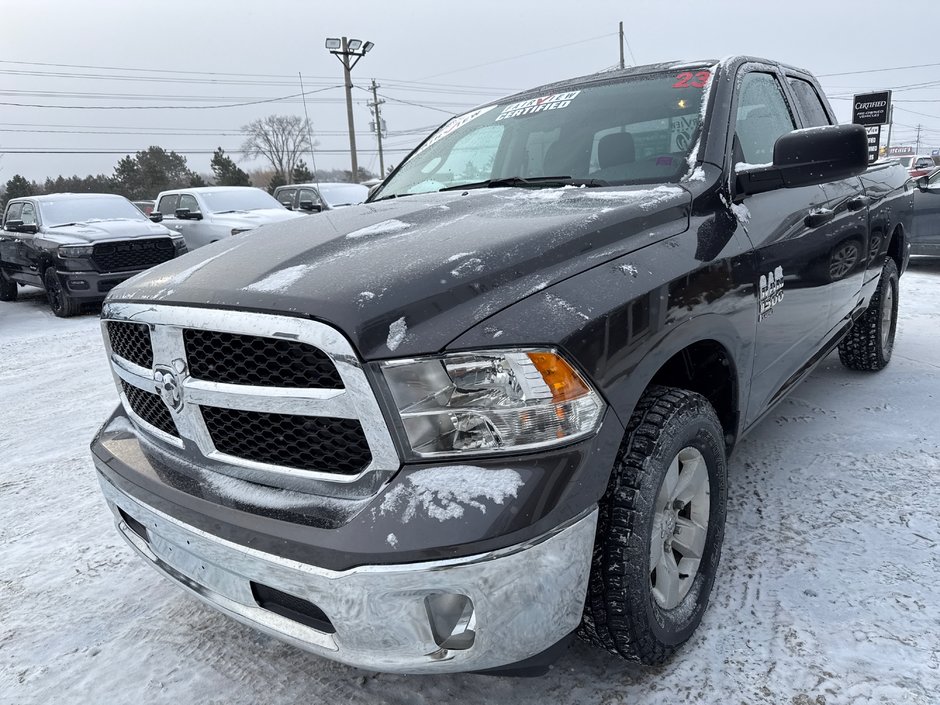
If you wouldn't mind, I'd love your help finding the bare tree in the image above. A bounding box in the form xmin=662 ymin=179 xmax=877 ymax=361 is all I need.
xmin=240 ymin=115 xmax=314 ymax=183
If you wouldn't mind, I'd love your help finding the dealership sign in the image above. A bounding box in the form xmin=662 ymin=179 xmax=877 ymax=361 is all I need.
xmin=852 ymin=91 xmax=892 ymax=126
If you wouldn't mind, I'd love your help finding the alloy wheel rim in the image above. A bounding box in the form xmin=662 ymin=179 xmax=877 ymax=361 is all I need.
xmin=881 ymin=280 xmax=895 ymax=350
xmin=650 ymin=446 xmax=710 ymax=610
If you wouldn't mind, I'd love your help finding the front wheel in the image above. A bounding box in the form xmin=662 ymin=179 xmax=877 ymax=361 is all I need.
xmin=43 ymin=267 xmax=80 ymax=317
xmin=838 ymin=258 xmax=899 ymax=371
xmin=579 ymin=385 xmax=728 ymax=664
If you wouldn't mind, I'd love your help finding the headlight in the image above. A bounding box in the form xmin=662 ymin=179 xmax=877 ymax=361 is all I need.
xmin=57 ymin=244 xmax=94 ymax=258
xmin=231 ymin=227 xmax=253 ymax=236
xmin=170 ymin=235 xmax=187 ymax=253
xmin=380 ymin=349 xmax=603 ymax=458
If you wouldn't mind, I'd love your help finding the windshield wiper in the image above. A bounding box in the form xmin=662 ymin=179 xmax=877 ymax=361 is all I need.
xmin=439 ymin=176 xmax=609 ymax=192
xmin=213 ymin=209 xmax=249 ymax=214
xmin=49 ymin=222 xmax=82 ymax=228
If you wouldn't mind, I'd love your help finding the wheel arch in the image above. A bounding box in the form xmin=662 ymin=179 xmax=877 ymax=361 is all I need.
xmin=886 ymin=222 xmax=906 ymax=275
xmin=605 ymin=314 xmax=747 ymax=454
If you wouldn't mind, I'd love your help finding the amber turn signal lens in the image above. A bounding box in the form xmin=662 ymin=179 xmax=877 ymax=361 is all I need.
xmin=527 ymin=352 xmax=590 ymax=403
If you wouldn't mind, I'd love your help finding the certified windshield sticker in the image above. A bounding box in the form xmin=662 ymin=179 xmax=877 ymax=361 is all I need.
xmin=416 ymin=105 xmax=498 ymax=154
xmin=495 ymin=91 xmax=581 ymax=121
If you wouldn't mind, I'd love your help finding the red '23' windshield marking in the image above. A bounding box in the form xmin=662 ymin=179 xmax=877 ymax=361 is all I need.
xmin=673 ymin=71 xmax=711 ymax=89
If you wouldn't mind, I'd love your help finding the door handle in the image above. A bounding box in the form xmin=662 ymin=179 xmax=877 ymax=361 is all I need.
xmin=804 ymin=209 xmax=835 ymax=228
xmin=846 ymin=196 xmax=870 ymax=211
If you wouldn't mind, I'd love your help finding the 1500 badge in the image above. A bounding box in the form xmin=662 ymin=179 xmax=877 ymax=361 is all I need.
xmin=759 ymin=267 xmax=784 ymax=321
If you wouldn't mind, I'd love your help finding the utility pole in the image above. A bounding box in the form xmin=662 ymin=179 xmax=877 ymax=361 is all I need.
xmin=325 ymin=36 xmax=374 ymax=180
xmin=915 ymin=124 xmax=923 ymax=154
xmin=619 ymin=22 xmax=625 ymax=70
xmin=884 ymin=105 xmax=893 ymax=154
xmin=368 ymin=79 xmax=386 ymax=177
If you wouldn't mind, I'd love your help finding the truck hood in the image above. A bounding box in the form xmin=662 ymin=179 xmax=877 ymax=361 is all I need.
xmin=112 ymin=185 xmax=690 ymax=359
xmin=41 ymin=219 xmax=173 ymax=245
xmin=209 ymin=208 xmax=304 ymax=228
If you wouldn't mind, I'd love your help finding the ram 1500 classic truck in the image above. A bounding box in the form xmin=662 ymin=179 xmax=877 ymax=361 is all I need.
xmin=90 ymin=57 xmax=912 ymax=675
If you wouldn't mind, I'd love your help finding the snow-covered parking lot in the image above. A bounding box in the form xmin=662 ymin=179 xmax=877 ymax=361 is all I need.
xmin=2 ymin=263 xmax=939 ymax=705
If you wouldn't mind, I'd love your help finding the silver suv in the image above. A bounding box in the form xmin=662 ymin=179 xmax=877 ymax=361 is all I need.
xmin=154 ymin=186 xmax=303 ymax=250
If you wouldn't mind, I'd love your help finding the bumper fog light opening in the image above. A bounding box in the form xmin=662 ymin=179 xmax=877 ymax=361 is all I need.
xmin=425 ymin=593 xmax=476 ymax=651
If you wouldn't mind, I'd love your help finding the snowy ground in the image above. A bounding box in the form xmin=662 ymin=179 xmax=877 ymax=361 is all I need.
xmin=2 ymin=264 xmax=939 ymax=705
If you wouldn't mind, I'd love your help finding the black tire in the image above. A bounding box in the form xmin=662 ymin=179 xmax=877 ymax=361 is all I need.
xmin=838 ymin=258 xmax=899 ymax=371
xmin=579 ymin=385 xmax=728 ymax=664
xmin=0 ymin=266 xmax=17 ymax=301
xmin=43 ymin=267 xmax=80 ymax=318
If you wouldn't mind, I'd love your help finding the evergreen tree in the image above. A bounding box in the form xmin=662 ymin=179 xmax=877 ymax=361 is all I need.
xmin=291 ymin=160 xmax=314 ymax=184
xmin=210 ymin=147 xmax=250 ymax=186
xmin=2 ymin=174 xmax=33 ymax=205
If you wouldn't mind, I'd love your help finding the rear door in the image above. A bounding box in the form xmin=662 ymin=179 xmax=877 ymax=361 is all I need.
xmin=786 ymin=74 xmax=869 ymax=329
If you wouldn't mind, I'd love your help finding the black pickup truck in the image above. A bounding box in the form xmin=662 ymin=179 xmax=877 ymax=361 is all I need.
xmin=0 ymin=193 xmax=186 ymax=316
xmin=90 ymin=57 xmax=911 ymax=675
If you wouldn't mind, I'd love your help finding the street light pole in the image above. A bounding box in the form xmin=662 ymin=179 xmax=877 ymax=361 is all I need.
xmin=340 ymin=37 xmax=358 ymax=179
xmin=326 ymin=36 xmax=374 ymax=181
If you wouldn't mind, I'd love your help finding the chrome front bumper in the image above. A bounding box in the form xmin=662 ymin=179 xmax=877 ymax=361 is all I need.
xmin=98 ymin=475 xmax=597 ymax=674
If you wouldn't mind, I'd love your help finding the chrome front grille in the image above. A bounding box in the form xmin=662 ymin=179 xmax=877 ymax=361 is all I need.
xmin=100 ymin=302 xmax=399 ymax=496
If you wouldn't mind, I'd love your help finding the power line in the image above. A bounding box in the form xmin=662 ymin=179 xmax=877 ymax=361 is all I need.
xmin=0 ymin=85 xmax=343 ymax=110
xmin=817 ymin=61 xmax=940 ymax=78
xmin=0 ymin=148 xmax=415 ymax=155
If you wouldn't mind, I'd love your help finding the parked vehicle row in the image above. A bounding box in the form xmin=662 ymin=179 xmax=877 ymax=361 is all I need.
xmin=274 ymin=182 xmax=369 ymax=212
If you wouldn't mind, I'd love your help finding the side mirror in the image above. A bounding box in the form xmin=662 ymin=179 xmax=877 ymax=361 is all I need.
xmin=916 ymin=175 xmax=930 ymax=192
xmin=175 ymin=208 xmax=203 ymax=220
xmin=299 ymin=200 xmax=322 ymax=212
xmin=280 ymin=201 xmax=294 ymax=210
xmin=149 ymin=212 xmax=164 ymax=223
xmin=736 ymin=124 xmax=868 ymax=197
xmin=4 ymin=219 xmax=38 ymax=234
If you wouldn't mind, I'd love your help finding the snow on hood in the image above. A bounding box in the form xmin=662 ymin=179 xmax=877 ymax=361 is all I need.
xmin=39 ymin=219 xmax=174 ymax=244
xmin=209 ymin=208 xmax=304 ymax=228
xmin=110 ymin=185 xmax=691 ymax=359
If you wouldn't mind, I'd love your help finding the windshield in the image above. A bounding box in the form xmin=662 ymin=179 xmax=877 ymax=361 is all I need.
xmin=199 ymin=189 xmax=283 ymax=213
xmin=374 ymin=69 xmax=712 ymax=199
xmin=40 ymin=196 xmax=148 ymax=226
xmin=318 ymin=183 xmax=368 ymax=206
xmin=898 ymin=156 xmax=915 ymax=167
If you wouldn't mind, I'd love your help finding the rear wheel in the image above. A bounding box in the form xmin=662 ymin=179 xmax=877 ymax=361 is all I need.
xmin=0 ymin=266 xmax=17 ymax=301
xmin=579 ymin=385 xmax=728 ymax=664
xmin=43 ymin=267 xmax=80 ymax=317
xmin=838 ymin=258 xmax=899 ymax=371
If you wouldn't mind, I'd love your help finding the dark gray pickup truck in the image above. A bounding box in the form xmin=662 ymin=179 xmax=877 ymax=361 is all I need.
xmin=90 ymin=56 xmax=912 ymax=675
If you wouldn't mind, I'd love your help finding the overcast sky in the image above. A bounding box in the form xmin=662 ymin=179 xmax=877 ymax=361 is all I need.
xmin=3 ymin=0 xmax=939 ymax=185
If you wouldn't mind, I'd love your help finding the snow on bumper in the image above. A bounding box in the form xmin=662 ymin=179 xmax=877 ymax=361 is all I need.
xmin=97 ymin=473 xmax=597 ymax=674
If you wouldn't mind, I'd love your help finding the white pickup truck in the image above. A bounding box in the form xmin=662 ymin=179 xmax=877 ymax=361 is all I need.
xmin=153 ymin=186 xmax=303 ymax=250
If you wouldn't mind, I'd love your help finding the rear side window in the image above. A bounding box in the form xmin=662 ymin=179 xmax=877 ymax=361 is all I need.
xmin=734 ymin=72 xmax=796 ymax=165
xmin=787 ymin=78 xmax=832 ymax=128
xmin=157 ymin=194 xmax=179 ymax=216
